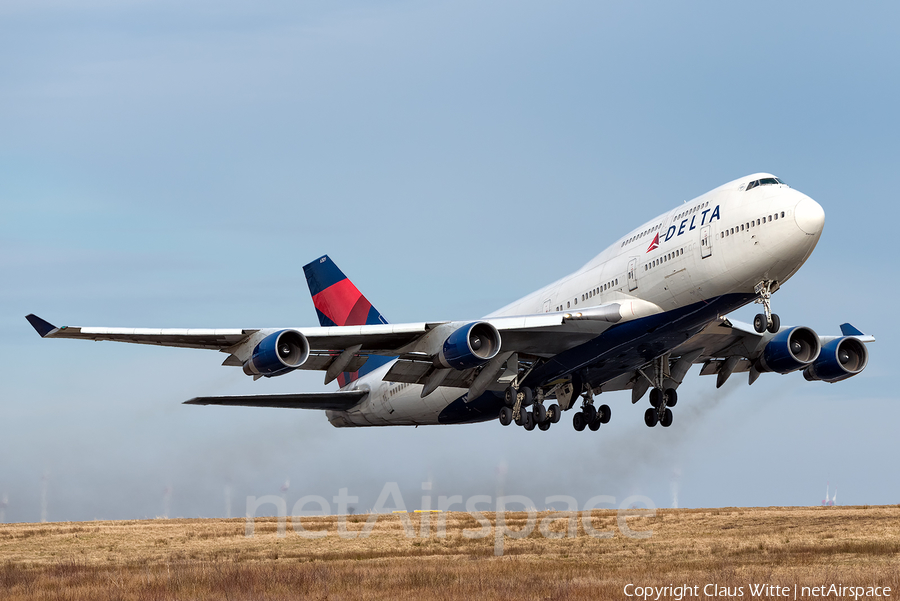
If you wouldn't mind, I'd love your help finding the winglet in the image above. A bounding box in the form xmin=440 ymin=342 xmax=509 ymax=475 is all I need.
xmin=839 ymin=323 xmax=865 ymax=337
xmin=25 ymin=314 xmax=58 ymax=338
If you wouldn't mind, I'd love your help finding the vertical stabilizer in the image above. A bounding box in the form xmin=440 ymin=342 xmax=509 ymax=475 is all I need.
xmin=303 ymin=255 xmax=394 ymax=386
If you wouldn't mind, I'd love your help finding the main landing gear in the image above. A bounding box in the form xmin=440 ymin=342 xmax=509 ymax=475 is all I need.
xmin=639 ymin=355 xmax=680 ymax=428
xmin=753 ymin=280 xmax=781 ymax=334
xmin=499 ymin=385 xmax=560 ymax=431
xmin=571 ymin=383 xmax=610 ymax=433
xmin=643 ymin=387 xmax=676 ymax=428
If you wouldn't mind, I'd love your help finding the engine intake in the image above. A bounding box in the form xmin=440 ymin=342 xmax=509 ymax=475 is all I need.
xmin=436 ymin=322 xmax=501 ymax=370
xmin=803 ymin=337 xmax=869 ymax=383
xmin=757 ymin=326 xmax=820 ymax=374
xmin=243 ymin=329 xmax=310 ymax=377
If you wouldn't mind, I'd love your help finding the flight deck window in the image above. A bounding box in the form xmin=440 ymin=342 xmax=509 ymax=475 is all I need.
xmin=745 ymin=177 xmax=781 ymax=191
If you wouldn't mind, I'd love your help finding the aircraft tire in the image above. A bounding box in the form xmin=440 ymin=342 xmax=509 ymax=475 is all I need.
xmin=518 ymin=386 xmax=534 ymax=407
xmin=644 ymin=407 xmax=658 ymax=427
xmin=538 ymin=420 xmax=551 ymax=431
xmin=649 ymin=388 xmax=662 ymax=408
xmin=754 ymin=314 xmax=767 ymax=333
xmin=515 ymin=409 xmax=527 ymax=426
xmin=523 ymin=412 xmax=536 ymax=431
xmin=767 ymin=313 xmax=781 ymax=333
xmin=598 ymin=404 xmax=611 ymax=424
xmin=499 ymin=406 xmax=513 ymax=426
xmin=664 ymin=388 xmax=678 ymax=407
xmin=588 ymin=419 xmax=601 ymax=431
xmin=504 ymin=387 xmax=516 ymax=407
xmin=573 ymin=412 xmax=587 ymax=432
xmin=532 ymin=403 xmax=546 ymax=424
xmin=660 ymin=408 xmax=674 ymax=428
xmin=582 ymin=404 xmax=597 ymax=423
xmin=548 ymin=404 xmax=561 ymax=424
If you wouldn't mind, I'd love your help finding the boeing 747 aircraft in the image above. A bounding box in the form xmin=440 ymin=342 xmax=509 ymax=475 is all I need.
xmin=27 ymin=173 xmax=874 ymax=431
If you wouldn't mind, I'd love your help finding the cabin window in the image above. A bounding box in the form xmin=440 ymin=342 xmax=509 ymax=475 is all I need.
xmin=781 ymin=211 xmax=785 ymax=218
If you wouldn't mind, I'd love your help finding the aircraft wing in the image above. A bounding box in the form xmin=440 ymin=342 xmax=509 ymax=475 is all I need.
xmin=184 ymin=391 xmax=366 ymax=411
xmin=26 ymin=301 xmax=653 ymax=374
xmin=584 ymin=317 xmax=875 ymax=398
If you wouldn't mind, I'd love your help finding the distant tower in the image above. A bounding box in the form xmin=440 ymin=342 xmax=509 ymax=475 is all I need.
xmin=224 ymin=480 xmax=233 ymax=519
xmin=822 ymin=482 xmax=837 ymax=506
xmin=162 ymin=486 xmax=172 ymax=518
xmin=495 ymin=460 xmax=508 ymax=500
xmin=280 ymin=479 xmax=290 ymax=505
xmin=0 ymin=493 xmax=8 ymax=522
xmin=40 ymin=473 xmax=49 ymax=523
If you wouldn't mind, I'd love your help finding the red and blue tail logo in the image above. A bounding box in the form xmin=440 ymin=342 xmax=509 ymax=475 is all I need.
xmin=303 ymin=255 xmax=393 ymax=387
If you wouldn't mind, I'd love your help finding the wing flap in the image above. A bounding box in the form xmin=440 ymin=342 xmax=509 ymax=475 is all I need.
xmin=184 ymin=391 xmax=366 ymax=411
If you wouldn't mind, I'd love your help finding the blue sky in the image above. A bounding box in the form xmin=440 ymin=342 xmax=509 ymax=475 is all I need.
xmin=1 ymin=1 xmax=898 ymax=522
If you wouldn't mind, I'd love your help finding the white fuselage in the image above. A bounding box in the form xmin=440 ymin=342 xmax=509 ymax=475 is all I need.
xmin=328 ymin=174 xmax=825 ymax=427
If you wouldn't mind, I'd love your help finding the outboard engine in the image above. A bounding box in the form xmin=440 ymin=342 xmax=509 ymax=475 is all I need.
xmin=243 ymin=329 xmax=310 ymax=377
xmin=435 ymin=322 xmax=501 ymax=370
xmin=803 ymin=337 xmax=869 ymax=383
xmin=757 ymin=326 xmax=820 ymax=374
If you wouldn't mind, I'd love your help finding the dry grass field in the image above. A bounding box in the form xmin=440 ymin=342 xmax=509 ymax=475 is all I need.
xmin=1 ymin=506 xmax=898 ymax=600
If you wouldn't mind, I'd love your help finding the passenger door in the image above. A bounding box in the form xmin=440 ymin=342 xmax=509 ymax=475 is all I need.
xmin=627 ymin=258 xmax=638 ymax=291
xmin=700 ymin=225 xmax=712 ymax=259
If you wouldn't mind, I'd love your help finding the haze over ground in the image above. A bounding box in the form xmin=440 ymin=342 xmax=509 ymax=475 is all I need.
xmin=1 ymin=1 xmax=897 ymax=522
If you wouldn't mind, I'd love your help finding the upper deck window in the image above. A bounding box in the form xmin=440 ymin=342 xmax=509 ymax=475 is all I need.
xmin=745 ymin=177 xmax=786 ymax=192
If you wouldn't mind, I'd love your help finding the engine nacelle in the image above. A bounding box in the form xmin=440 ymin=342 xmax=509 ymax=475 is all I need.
xmin=243 ymin=329 xmax=310 ymax=377
xmin=435 ymin=322 xmax=501 ymax=370
xmin=803 ymin=337 xmax=869 ymax=383
xmin=757 ymin=326 xmax=820 ymax=374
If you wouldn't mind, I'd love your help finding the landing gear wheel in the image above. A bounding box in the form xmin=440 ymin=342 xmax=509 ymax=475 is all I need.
xmin=548 ymin=404 xmax=561 ymax=424
xmin=597 ymin=404 xmax=611 ymax=424
xmin=504 ymin=386 xmax=516 ymax=407
xmin=538 ymin=420 xmax=551 ymax=431
xmin=649 ymin=388 xmax=663 ymax=408
xmin=660 ymin=408 xmax=674 ymax=428
xmin=644 ymin=407 xmax=658 ymax=427
xmin=499 ymin=406 xmax=512 ymax=426
xmin=517 ymin=386 xmax=534 ymax=407
xmin=532 ymin=403 xmax=547 ymax=424
xmin=573 ymin=412 xmax=587 ymax=432
xmin=754 ymin=313 xmax=767 ymax=334
xmin=664 ymin=388 xmax=678 ymax=407
xmin=588 ymin=419 xmax=601 ymax=431
xmin=515 ymin=409 xmax=527 ymax=426
xmin=767 ymin=313 xmax=781 ymax=334
xmin=523 ymin=412 xmax=536 ymax=431
xmin=582 ymin=404 xmax=597 ymax=423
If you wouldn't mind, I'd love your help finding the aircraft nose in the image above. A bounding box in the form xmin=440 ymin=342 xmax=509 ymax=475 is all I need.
xmin=794 ymin=196 xmax=825 ymax=235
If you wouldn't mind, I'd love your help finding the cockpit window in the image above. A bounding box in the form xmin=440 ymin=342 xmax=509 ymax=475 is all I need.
xmin=745 ymin=177 xmax=786 ymax=191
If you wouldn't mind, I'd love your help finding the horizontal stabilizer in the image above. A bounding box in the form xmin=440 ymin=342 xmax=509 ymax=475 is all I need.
xmin=183 ymin=390 xmax=367 ymax=411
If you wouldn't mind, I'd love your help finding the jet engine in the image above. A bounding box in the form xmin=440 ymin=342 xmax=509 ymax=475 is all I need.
xmin=243 ymin=329 xmax=310 ymax=377
xmin=757 ymin=326 xmax=820 ymax=374
xmin=435 ymin=322 xmax=501 ymax=370
xmin=803 ymin=337 xmax=869 ymax=383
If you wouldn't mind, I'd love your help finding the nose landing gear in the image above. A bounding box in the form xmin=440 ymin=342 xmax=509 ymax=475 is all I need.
xmin=753 ymin=280 xmax=781 ymax=334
